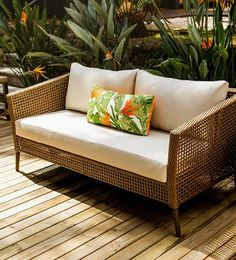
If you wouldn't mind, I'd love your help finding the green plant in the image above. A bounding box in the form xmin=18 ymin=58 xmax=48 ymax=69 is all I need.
xmin=43 ymin=0 xmax=138 ymax=70
xmin=0 ymin=0 xmax=69 ymax=86
xmin=114 ymin=0 xmax=154 ymax=24
xmin=149 ymin=0 xmax=236 ymax=87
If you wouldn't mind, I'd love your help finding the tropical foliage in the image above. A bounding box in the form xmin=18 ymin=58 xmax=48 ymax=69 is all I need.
xmin=149 ymin=0 xmax=236 ymax=87
xmin=44 ymin=0 xmax=140 ymax=70
xmin=87 ymin=86 xmax=155 ymax=135
xmin=0 ymin=0 xmax=69 ymax=86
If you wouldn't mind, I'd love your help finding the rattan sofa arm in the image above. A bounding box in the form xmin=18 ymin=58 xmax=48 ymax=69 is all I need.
xmin=171 ymin=95 xmax=236 ymax=136
xmin=167 ymin=95 xmax=236 ymax=206
xmin=7 ymin=74 xmax=69 ymax=122
xmin=227 ymin=87 xmax=236 ymax=98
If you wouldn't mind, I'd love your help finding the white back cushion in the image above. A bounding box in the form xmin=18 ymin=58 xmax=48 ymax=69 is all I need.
xmin=66 ymin=63 xmax=138 ymax=112
xmin=135 ymin=70 xmax=228 ymax=131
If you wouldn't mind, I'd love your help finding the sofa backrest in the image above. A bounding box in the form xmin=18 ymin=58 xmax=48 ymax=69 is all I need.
xmin=135 ymin=70 xmax=228 ymax=131
xmin=66 ymin=63 xmax=138 ymax=113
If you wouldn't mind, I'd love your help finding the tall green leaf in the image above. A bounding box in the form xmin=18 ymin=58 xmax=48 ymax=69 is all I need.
xmin=215 ymin=22 xmax=225 ymax=46
xmin=118 ymin=24 xmax=136 ymax=43
xmin=107 ymin=4 xmax=114 ymax=37
xmin=187 ymin=24 xmax=202 ymax=48
xmin=38 ymin=25 xmax=78 ymax=53
xmin=90 ymin=33 xmax=108 ymax=54
xmin=12 ymin=0 xmax=22 ymax=18
xmin=0 ymin=0 xmax=12 ymax=19
xmin=199 ymin=60 xmax=209 ymax=80
xmin=152 ymin=16 xmax=179 ymax=55
xmin=93 ymin=26 xmax=104 ymax=58
xmin=114 ymin=38 xmax=126 ymax=62
xmin=90 ymin=0 xmax=108 ymax=21
xmin=189 ymin=45 xmax=199 ymax=65
xmin=67 ymin=20 xmax=93 ymax=48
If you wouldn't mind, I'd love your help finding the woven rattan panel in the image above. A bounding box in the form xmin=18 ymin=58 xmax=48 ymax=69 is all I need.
xmin=18 ymin=137 xmax=169 ymax=204
xmin=174 ymin=101 xmax=236 ymax=205
xmin=10 ymin=74 xmax=69 ymax=121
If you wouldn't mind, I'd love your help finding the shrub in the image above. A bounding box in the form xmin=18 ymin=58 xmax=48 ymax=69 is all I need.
xmin=0 ymin=0 xmax=69 ymax=86
xmin=42 ymin=0 xmax=141 ymax=70
xmin=149 ymin=0 xmax=236 ymax=87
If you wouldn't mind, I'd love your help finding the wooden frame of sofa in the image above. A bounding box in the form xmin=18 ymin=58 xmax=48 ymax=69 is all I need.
xmin=7 ymin=74 xmax=236 ymax=237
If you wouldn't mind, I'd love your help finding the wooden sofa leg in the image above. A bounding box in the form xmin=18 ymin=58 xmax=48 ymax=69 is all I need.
xmin=16 ymin=152 xmax=20 ymax=172
xmin=172 ymin=208 xmax=181 ymax=237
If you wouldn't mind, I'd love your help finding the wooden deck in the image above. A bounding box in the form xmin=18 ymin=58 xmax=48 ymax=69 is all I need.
xmin=0 ymin=118 xmax=236 ymax=259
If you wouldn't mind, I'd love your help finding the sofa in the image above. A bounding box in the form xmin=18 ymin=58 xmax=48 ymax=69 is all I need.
xmin=7 ymin=63 xmax=236 ymax=237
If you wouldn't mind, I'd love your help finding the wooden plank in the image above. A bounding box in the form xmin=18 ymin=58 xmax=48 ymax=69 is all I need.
xmin=0 ymin=181 xmax=96 ymax=239
xmin=0 ymin=128 xmax=12 ymax=138
xmin=0 ymin=160 xmax=52 ymax=193
xmin=0 ymin=163 xmax=59 ymax=198
xmin=0 ymin=184 xmax=70 ymax=221
xmin=0 ymin=145 xmax=14 ymax=155
xmin=0 ymin=149 xmax=15 ymax=159
xmin=106 ymin=188 xmax=235 ymax=259
xmin=0 ymin=171 xmax=75 ymax=212
xmin=155 ymin=204 xmax=236 ymax=259
xmin=84 ymin=187 xmax=227 ymax=260
xmin=0 ymin=135 xmax=13 ymax=147
xmin=132 ymin=188 xmax=236 ymax=260
xmin=0 ymin=156 xmax=41 ymax=174
xmin=0 ymin=170 xmax=33 ymax=183
xmin=0 ymin=153 xmax=34 ymax=168
xmin=82 ymin=210 xmax=169 ymax=260
xmin=29 ymin=203 xmax=144 ymax=260
xmin=205 ymin=235 xmax=236 ymax=260
xmin=0 ymin=126 xmax=11 ymax=134
xmin=0 ymin=189 xmax=125 ymax=259
xmin=0 ymin=185 xmax=104 ymax=248
xmin=181 ymin=221 xmax=236 ymax=259
xmin=0 ymin=184 xmax=102 ymax=240
xmin=0 ymin=159 xmax=54 ymax=182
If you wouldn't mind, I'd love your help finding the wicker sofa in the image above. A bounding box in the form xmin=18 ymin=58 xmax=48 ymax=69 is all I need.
xmin=7 ymin=63 xmax=236 ymax=237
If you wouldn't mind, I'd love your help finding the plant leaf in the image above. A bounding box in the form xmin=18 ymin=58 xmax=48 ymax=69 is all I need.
xmin=196 ymin=4 xmax=204 ymax=26
xmin=93 ymin=26 xmax=104 ymax=58
xmin=189 ymin=45 xmax=199 ymax=65
xmin=38 ymin=25 xmax=79 ymax=53
xmin=114 ymin=38 xmax=126 ymax=62
xmin=90 ymin=0 xmax=107 ymax=21
xmin=107 ymin=4 xmax=114 ymax=37
xmin=216 ymin=22 xmax=225 ymax=46
xmin=146 ymin=69 xmax=164 ymax=77
xmin=67 ymin=20 xmax=93 ymax=48
xmin=199 ymin=59 xmax=209 ymax=80
xmin=89 ymin=33 xmax=108 ymax=54
xmin=118 ymin=24 xmax=136 ymax=43
xmin=187 ymin=24 xmax=202 ymax=48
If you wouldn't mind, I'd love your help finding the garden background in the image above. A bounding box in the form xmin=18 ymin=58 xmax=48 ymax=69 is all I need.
xmin=0 ymin=0 xmax=235 ymax=87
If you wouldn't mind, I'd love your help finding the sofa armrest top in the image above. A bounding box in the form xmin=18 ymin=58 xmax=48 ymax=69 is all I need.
xmin=170 ymin=94 xmax=236 ymax=136
xmin=7 ymin=74 xmax=69 ymax=121
xmin=227 ymin=87 xmax=236 ymax=98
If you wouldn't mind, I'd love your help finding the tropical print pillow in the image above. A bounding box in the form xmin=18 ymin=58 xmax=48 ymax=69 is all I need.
xmin=87 ymin=86 xmax=155 ymax=136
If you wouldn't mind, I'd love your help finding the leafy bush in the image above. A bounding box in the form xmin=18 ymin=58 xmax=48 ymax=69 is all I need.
xmin=43 ymin=0 xmax=140 ymax=70
xmin=149 ymin=0 xmax=236 ymax=87
xmin=0 ymin=0 xmax=69 ymax=86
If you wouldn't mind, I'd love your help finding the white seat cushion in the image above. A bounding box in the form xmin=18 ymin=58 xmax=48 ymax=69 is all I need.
xmin=66 ymin=63 xmax=138 ymax=113
xmin=135 ymin=70 xmax=228 ymax=131
xmin=15 ymin=110 xmax=170 ymax=183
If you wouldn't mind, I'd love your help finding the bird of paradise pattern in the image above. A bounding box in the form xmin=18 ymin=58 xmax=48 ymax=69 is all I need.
xmin=87 ymin=86 xmax=155 ymax=136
